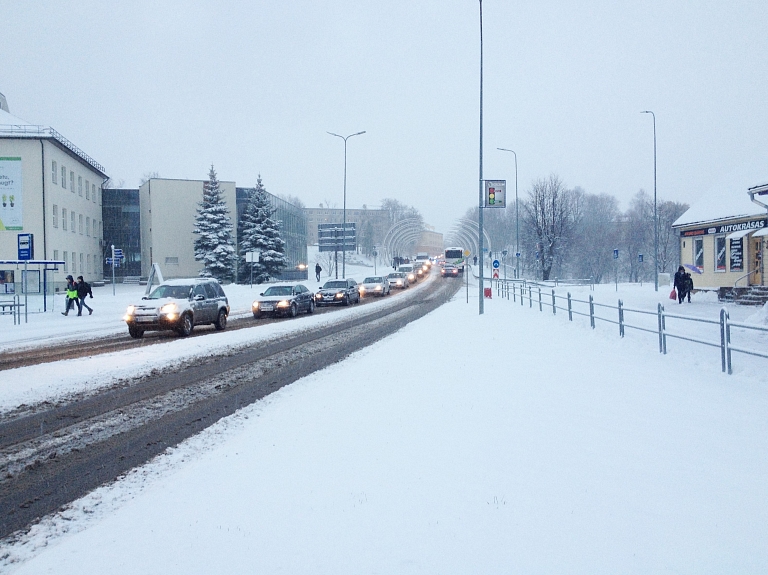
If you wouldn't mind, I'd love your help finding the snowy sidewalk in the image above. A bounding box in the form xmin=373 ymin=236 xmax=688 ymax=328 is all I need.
xmin=3 ymin=286 xmax=767 ymax=574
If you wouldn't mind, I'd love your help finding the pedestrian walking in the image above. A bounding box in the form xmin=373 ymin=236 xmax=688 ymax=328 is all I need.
xmin=673 ymin=266 xmax=687 ymax=304
xmin=76 ymin=275 xmax=94 ymax=315
xmin=62 ymin=275 xmax=81 ymax=315
xmin=684 ymin=272 xmax=694 ymax=303
xmin=315 ymin=263 xmax=322 ymax=282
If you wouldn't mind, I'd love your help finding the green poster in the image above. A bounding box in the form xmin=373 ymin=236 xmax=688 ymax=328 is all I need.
xmin=0 ymin=157 xmax=22 ymax=230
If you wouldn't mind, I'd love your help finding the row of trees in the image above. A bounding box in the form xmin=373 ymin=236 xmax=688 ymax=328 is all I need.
xmin=466 ymin=174 xmax=688 ymax=282
xmin=193 ymin=166 xmax=287 ymax=283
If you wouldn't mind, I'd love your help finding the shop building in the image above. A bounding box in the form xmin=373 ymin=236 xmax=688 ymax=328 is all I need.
xmin=672 ymin=178 xmax=768 ymax=289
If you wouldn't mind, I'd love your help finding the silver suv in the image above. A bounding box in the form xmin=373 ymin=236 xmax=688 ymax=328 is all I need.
xmin=123 ymin=278 xmax=230 ymax=338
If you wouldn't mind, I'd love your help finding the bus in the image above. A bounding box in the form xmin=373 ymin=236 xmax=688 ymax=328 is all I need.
xmin=443 ymin=247 xmax=465 ymax=273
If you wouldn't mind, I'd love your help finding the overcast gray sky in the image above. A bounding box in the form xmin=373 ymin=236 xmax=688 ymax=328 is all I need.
xmin=2 ymin=1 xmax=767 ymax=234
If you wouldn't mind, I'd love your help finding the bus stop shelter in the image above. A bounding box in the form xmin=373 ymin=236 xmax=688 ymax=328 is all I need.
xmin=0 ymin=260 xmax=66 ymax=322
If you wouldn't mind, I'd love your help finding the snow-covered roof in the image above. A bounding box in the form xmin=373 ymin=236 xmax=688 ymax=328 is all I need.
xmin=673 ymin=160 xmax=768 ymax=228
xmin=0 ymin=108 xmax=107 ymax=177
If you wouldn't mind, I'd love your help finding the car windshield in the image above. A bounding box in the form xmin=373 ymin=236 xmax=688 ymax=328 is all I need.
xmin=323 ymin=281 xmax=347 ymax=289
xmin=263 ymin=286 xmax=293 ymax=296
xmin=147 ymin=284 xmax=192 ymax=299
xmin=363 ymin=277 xmax=382 ymax=284
xmin=388 ymin=273 xmax=403 ymax=278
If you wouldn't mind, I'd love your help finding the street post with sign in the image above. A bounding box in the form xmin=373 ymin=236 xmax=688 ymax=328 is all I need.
xmin=245 ymin=250 xmax=262 ymax=288
xmin=614 ymin=248 xmax=619 ymax=291
xmin=484 ymin=180 xmax=506 ymax=208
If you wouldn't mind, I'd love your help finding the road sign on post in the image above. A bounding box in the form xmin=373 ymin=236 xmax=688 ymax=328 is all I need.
xmin=484 ymin=180 xmax=506 ymax=207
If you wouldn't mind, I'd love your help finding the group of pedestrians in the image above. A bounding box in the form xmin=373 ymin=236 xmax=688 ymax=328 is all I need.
xmin=62 ymin=275 xmax=94 ymax=316
xmin=673 ymin=265 xmax=694 ymax=304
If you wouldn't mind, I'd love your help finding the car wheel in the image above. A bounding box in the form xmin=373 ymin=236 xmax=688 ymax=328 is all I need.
xmin=214 ymin=309 xmax=227 ymax=330
xmin=308 ymin=299 xmax=315 ymax=314
xmin=177 ymin=313 xmax=193 ymax=337
xmin=289 ymin=302 xmax=298 ymax=317
xmin=343 ymin=294 xmax=350 ymax=306
xmin=128 ymin=325 xmax=144 ymax=339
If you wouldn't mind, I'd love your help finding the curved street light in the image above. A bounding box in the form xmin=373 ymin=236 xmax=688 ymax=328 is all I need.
xmin=327 ymin=130 xmax=366 ymax=278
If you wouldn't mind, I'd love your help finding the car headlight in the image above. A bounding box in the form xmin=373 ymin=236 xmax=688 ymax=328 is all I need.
xmin=160 ymin=303 xmax=177 ymax=314
xmin=126 ymin=305 xmax=135 ymax=315
xmin=277 ymin=300 xmax=290 ymax=307
xmin=374 ymin=285 xmax=382 ymax=291
xmin=315 ymin=293 xmax=322 ymax=299
xmin=409 ymin=274 xmax=415 ymax=280
xmin=335 ymin=292 xmax=344 ymax=299
xmin=396 ymin=280 xmax=403 ymax=285
xmin=252 ymin=301 xmax=260 ymax=310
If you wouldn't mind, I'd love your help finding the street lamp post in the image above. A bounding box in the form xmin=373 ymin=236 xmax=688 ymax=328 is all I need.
xmin=497 ymin=148 xmax=518 ymax=279
xmin=641 ymin=111 xmax=658 ymax=292
xmin=327 ymin=130 xmax=366 ymax=278
xmin=478 ymin=0 xmax=485 ymax=315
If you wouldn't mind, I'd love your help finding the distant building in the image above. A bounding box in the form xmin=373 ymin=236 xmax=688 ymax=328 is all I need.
xmin=102 ymin=188 xmax=141 ymax=278
xmin=0 ymin=102 xmax=107 ymax=281
xmin=416 ymin=228 xmax=443 ymax=256
xmin=138 ymin=178 xmax=238 ymax=279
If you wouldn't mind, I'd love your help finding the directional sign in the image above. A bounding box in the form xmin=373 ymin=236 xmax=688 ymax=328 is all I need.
xmin=492 ymin=259 xmax=500 ymax=268
xmin=113 ymin=248 xmax=123 ymax=257
xmin=492 ymin=269 xmax=499 ymax=279
xmin=613 ymin=248 xmax=619 ymax=259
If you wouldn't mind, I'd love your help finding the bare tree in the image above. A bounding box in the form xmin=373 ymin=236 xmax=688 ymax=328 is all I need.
xmin=139 ymin=171 xmax=161 ymax=186
xmin=571 ymin=193 xmax=620 ymax=282
xmin=522 ymin=175 xmax=578 ymax=280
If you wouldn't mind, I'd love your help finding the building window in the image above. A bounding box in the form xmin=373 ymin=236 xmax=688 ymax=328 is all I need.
xmin=92 ymin=184 xmax=96 ymax=203
xmin=52 ymin=205 xmax=58 ymax=228
xmin=730 ymin=238 xmax=744 ymax=272
xmin=52 ymin=161 xmax=58 ymax=184
xmin=71 ymin=211 xmax=76 ymax=233
xmin=85 ymin=180 xmax=90 ymax=200
xmin=694 ymin=238 xmax=704 ymax=270
xmin=78 ymin=176 xmax=83 ymax=196
xmin=87 ymin=254 xmax=91 ymax=274
xmin=715 ymin=235 xmax=726 ymax=272
xmin=79 ymin=214 xmax=83 ymax=235
xmin=61 ymin=166 xmax=66 ymax=188
xmin=53 ymin=250 xmax=59 ymax=263
xmin=165 ymin=257 xmax=179 ymax=265
xmin=79 ymin=253 xmax=84 ymax=273
xmin=86 ymin=217 xmax=91 ymax=237
xmin=63 ymin=251 xmax=68 ymax=272
xmin=62 ymin=208 xmax=68 ymax=231
xmin=98 ymin=188 xmax=102 ymax=205
xmin=99 ymin=221 xmax=102 ymax=239
xmin=70 ymin=171 xmax=75 ymax=192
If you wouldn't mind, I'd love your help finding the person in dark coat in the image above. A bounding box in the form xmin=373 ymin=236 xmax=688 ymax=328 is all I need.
xmin=76 ymin=275 xmax=94 ymax=315
xmin=62 ymin=275 xmax=81 ymax=316
xmin=684 ymin=272 xmax=694 ymax=303
xmin=315 ymin=263 xmax=322 ymax=282
xmin=673 ymin=266 xmax=687 ymax=304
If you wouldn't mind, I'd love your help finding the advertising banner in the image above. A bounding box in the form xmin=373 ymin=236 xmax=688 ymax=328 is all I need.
xmin=0 ymin=157 xmax=22 ymax=230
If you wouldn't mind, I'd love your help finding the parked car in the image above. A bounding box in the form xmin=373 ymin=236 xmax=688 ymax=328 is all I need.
xmin=398 ymin=264 xmax=417 ymax=283
xmin=359 ymin=276 xmax=391 ymax=297
xmin=315 ymin=278 xmax=360 ymax=306
xmin=441 ymin=264 xmax=460 ymax=278
xmin=387 ymin=271 xmax=409 ymax=289
xmin=123 ymin=278 xmax=229 ymax=338
xmin=252 ymin=283 xmax=315 ymax=318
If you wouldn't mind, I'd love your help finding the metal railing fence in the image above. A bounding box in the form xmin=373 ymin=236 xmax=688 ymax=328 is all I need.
xmin=500 ymin=282 xmax=768 ymax=375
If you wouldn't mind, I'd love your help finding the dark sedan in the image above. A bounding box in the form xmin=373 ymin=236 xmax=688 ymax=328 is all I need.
xmin=252 ymin=283 xmax=315 ymax=318
xmin=315 ymin=278 xmax=360 ymax=306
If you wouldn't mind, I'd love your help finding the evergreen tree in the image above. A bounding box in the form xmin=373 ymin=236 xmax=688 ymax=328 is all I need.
xmin=237 ymin=175 xmax=287 ymax=283
xmin=193 ymin=165 xmax=237 ymax=281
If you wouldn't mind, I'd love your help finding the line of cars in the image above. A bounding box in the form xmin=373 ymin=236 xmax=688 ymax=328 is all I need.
xmin=122 ymin=261 xmax=435 ymax=338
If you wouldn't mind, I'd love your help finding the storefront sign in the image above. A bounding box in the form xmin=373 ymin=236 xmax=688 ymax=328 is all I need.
xmin=730 ymin=238 xmax=744 ymax=272
xmin=681 ymin=219 xmax=767 ymax=237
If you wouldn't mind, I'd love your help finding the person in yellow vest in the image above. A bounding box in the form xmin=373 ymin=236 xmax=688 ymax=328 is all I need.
xmin=61 ymin=275 xmax=81 ymax=316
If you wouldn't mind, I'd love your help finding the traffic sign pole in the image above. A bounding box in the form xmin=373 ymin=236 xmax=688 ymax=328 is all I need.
xmin=111 ymin=244 xmax=116 ymax=296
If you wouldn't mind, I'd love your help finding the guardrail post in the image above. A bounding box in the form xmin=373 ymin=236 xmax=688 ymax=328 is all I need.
xmin=567 ymin=292 xmax=573 ymax=321
xmin=529 ymin=286 xmax=532 ymax=308
xmin=617 ymin=299 xmax=623 ymax=337
xmin=720 ymin=308 xmax=732 ymax=374
xmin=589 ymin=294 xmax=595 ymax=329
xmin=551 ymin=289 xmax=556 ymax=315
xmin=657 ymin=303 xmax=667 ymax=354
xmin=538 ymin=288 xmax=542 ymax=312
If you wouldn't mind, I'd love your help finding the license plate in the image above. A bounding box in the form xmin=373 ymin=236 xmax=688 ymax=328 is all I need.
xmin=261 ymin=304 xmax=273 ymax=311
xmin=136 ymin=316 xmax=154 ymax=323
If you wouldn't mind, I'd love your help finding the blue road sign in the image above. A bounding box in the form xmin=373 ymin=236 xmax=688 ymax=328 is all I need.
xmin=114 ymin=248 xmax=123 ymax=257
xmin=638 ymin=254 xmax=644 ymax=263
xmin=613 ymin=249 xmax=619 ymax=259
xmin=515 ymin=252 xmax=521 ymax=258
xmin=492 ymin=259 xmax=500 ymax=268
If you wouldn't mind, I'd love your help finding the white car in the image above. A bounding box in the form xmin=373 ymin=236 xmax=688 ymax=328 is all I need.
xmin=359 ymin=276 xmax=391 ymax=297
xmin=386 ymin=272 xmax=409 ymax=289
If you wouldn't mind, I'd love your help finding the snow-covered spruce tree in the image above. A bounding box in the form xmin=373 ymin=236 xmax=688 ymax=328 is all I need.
xmin=237 ymin=175 xmax=287 ymax=283
xmin=193 ymin=165 xmax=237 ymax=281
